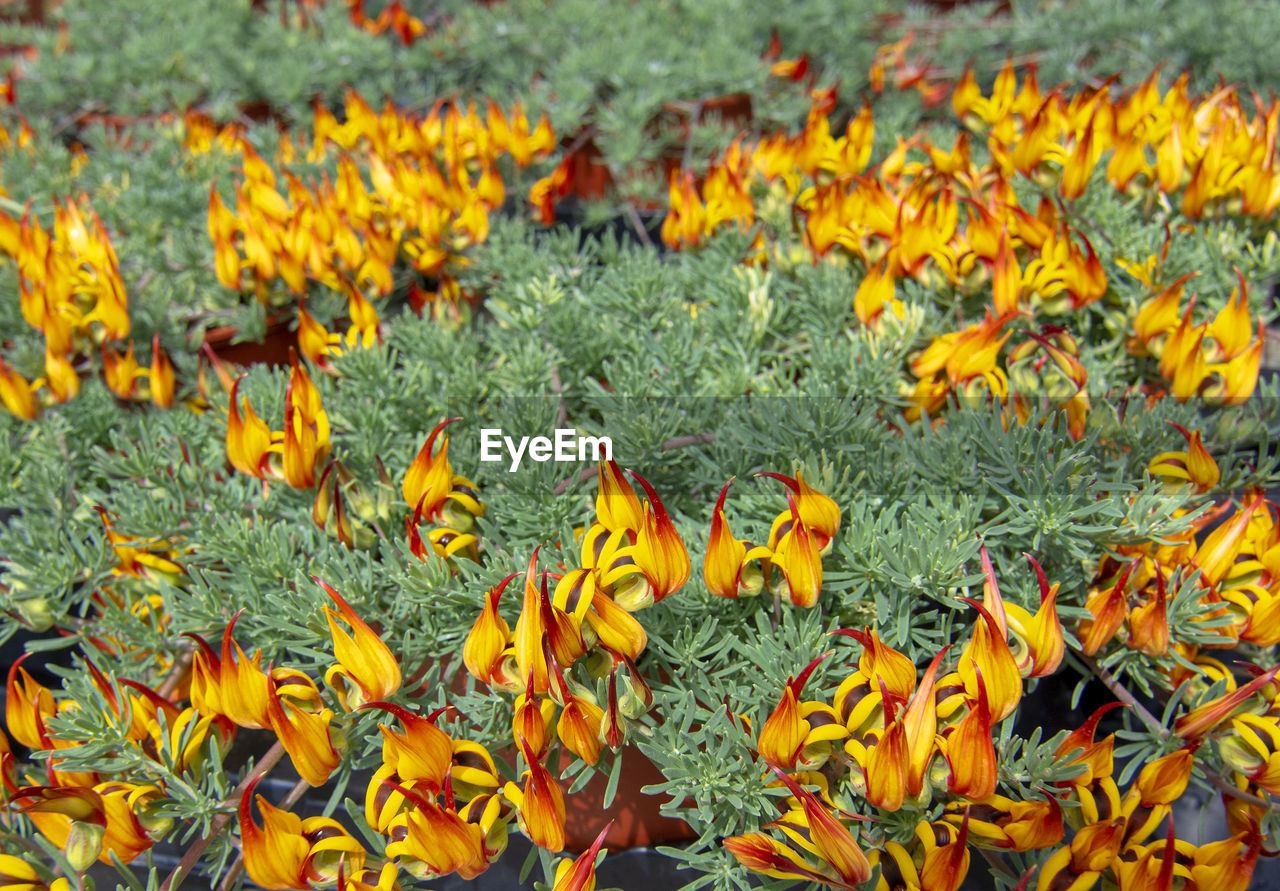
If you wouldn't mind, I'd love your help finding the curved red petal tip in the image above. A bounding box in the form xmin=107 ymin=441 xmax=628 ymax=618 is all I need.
xmin=714 ymin=478 xmax=735 ymax=514
xmin=382 ymin=776 xmax=435 ymax=812
xmin=357 ymin=700 xmax=419 ymax=724
xmin=791 ymin=651 xmax=832 ymax=694
xmin=627 ymin=469 xmax=671 ymax=519
xmin=181 ymin=630 xmax=218 ymax=663
xmin=757 ymin=471 xmax=800 ymax=493
xmin=785 ymin=491 xmax=801 ymax=522
xmin=978 ymin=543 xmax=998 ymax=582
xmin=585 ymin=820 xmax=613 ymax=859
xmin=955 ymin=805 xmax=971 ymax=847
xmin=240 ymin=772 xmax=264 ymax=816
xmin=492 ymin=572 xmax=521 ymax=599
xmin=84 ymin=658 xmax=110 ymax=689
xmin=119 ymin=678 xmax=176 ymax=712
xmin=1166 ymin=420 xmax=1193 ymax=441
xmin=443 ymin=764 xmax=456 ymax=811
xmin=1022 ymin=553 xmax=1052 ymax=601
xmin=426 ymin=705 xmax=454 ymax=723
xmin=516 ymin=732 xmax=538 ymax=766
xmin=313 ymin=576 xmax=350 ymax=610
xmin=1076 ymin=701 xmax=1126 ymax=738
xmin=222 ymin=610 xmax=247 ymax=653
xmin=425 ymin=416 xmax=462 ymax=450
xmin=1012 ymin=865 xmax=1036 ymax=891
xmin=878 ymin=677 xmax=897 ymax=723
xmin=959 ymin=596 xmax=1000 ymax=631
xmin=766 ymin=764 xmax=812 ymax=804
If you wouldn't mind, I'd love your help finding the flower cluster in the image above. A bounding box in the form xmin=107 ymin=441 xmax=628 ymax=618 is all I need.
xmin=703 ymin=471 xmax=841 ymax=607
xmin=4 ymin=656 xmax=224 ymax=869
xmin=723 ymin=537 xmax=1274 ymax=890
xmin=724 ymin=550 xmax=1063 ymax=887
xmin=225 ymin=352 xmax=331 ymax=489
xmin=203 ymin=91 xmax=555 ymax=345
xmin=651 ymin=61 xmax=1271 ymax=430
xmin=400 ymin=417 xmax=485 ymax=563
xmin=463 ymin=462 xmax=689 ymax=836
xmin=1125 ymin=264 xmax=1262 ymax=404
xmin=1078 ymin=434 xmax=1280 ymax=663
xmin=191 ymin=582 xmax=401 ymax=888
xmin=345 ymin=0 xmax=430 ymax=45
xmin=1028 ymin=704 xmax=1259 ymax=891
xmin=954 ymin=65 xmax=1280 ymax=218
xmin=0 ymin=197 xmax=174 ymax=418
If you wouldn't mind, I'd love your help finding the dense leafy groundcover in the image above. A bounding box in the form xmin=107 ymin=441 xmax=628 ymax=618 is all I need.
xmin=2 ymin=1 xmax=1280 ymax=890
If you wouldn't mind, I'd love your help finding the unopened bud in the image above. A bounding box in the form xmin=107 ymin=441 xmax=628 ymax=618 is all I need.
xmin=16 ymin=597 xmax=54 ymax=632
xmin=617 ymin=671 xmax=652 ymax=719
xmin=1218 ymin=733 xmax=1265 ymax=775
xmin=600 ymin=704 xmax=626 ymax=750
xmin=66 ymin=820 xmax=105 ymax=871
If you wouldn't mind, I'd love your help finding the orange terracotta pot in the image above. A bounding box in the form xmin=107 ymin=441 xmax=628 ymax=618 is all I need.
xmin=203 ymin=317 xmax=297 ymax=367
xmin=658 ymin=92 xmax=753 ymax=141
xmin=560 ymin=748 xmax=696 ymax=853
xmin=567 ymin=137 xmax=614 ymax=201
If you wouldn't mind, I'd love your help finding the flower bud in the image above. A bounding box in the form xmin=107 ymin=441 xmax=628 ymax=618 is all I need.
xmin=1218 ymin=733 xmax=1265 ymax=775
xmin=617 ymin=669 xmax=652 ymax=719
xmin=66 ymin=820 xmax=106 ymax=871
xmin=16 ymin=597 xmax=54 ymax=632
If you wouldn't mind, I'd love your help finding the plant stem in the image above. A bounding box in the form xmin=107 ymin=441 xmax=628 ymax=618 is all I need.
xmin=1201 ymin=768 xmax=1272 ymax=809
xmin=159 ymin=739 xmax=287 ymax=891
xmin=624 ymin=203 xmax=654 ymax=250
xmin=1077 ymin=651 xmax=1167 ymax=738
xmin=978 ymin=847 xmax=1018 ymax=881
xmin=157 ymin=644 xmax=195 ymax=701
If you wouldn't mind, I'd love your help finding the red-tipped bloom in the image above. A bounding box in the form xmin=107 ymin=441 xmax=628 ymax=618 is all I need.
xmin=403 ymin=417 xmax=460 ymax=516
xmin=770 ymin=494 xmax=823 ymax=608
xmin=505 ymin=736 xmax=566 ymax=852
xmin=757 ymin=654 xmax=834 ymax=769
xmin=464 ymin=575 xmax=516 ymax=685
xmin=770 ymin=768 xmax=872 ymax=887
xmin=319 ymin=579 xmax=401 ymax=710
xmin=703 ymin=479 xmax=770 ymax=599
xmin=943 ymin=669 xmax=998 ymax=801
xmin=1004 ymin=555 xmax=1064 ymax=677
xmin=958 ymin=597 xmax=1022 ymax=722
xmin=551 ymin=822 xmax=612 ymax=891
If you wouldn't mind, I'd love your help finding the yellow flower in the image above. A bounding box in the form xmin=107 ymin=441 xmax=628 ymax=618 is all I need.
xmin=1149 ymin=423 xmax=1219 ymax=493
xmin=551 ymin=823 xmax=611 ymax=891
xmin=464 ymin=574 xmax=516 ymax=685
xmin=504 ymin=736 xmax=566 ymax=852
xmin=319 ymin=578 xmax=401 ymax=710
xmin=703 ymin=479 xmax=771 ymax=599
xmin=240 ymin=777 xmax=364 ymax=889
